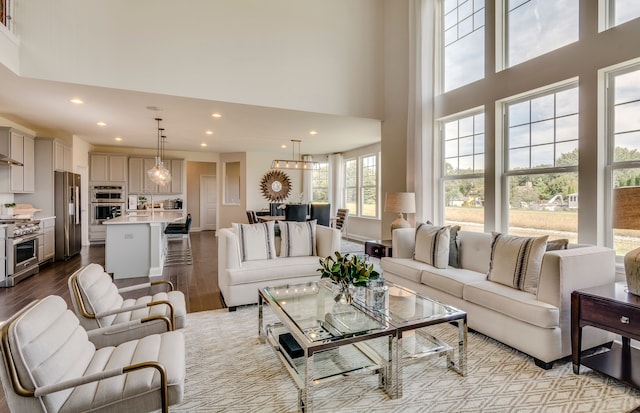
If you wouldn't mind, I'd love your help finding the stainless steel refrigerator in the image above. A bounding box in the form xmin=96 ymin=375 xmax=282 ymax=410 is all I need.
xmin=55 ymin=171 xmax=82 ymax=260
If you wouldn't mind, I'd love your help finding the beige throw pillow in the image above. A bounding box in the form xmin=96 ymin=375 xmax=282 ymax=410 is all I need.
xmin=487 ymin=232 xmax=548 ymax=294
xmin=232 ymin=221 xmax=277 ymax=261
xmin=414 ymin=223 xmax=450 ymax=269
xmin=280 ymin=220 xmax=317 ymax=257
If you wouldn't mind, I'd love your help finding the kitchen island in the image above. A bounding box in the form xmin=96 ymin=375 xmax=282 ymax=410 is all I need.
xmin=102 ymin=211 xmax=184 ymax=279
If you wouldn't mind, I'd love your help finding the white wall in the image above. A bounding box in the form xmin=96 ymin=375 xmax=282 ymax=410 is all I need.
xmin=245 ymin=152 xmax=305 ymax=213
xmin=17 ymin=0 xmax=384 ymax=120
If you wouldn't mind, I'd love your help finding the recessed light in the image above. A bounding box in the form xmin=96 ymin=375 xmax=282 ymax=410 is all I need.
xmin=200 ymin=142 xmax=208 ymax=147
xmin=114 ymin=137 xmax=122 ymax=141
xmin=309 ymin=130 xmax=318 ymax=135
xmin=97 ymin=122 xmax=107 ymax=126
xmin=281 ymin=144 xmax=287 ymax=149
xmin=205 ymin=130 xmax=213 ymax=135
xmin=211 ymin=113 xmax=222 ymax=118
xmin=70 ymin=98 xmax=84 ymax=104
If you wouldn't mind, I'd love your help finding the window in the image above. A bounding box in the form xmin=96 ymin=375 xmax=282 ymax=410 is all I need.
xmin=608 ymin=65 xmax=640 ymax=256
xmin=608 ymin=0 xmax=640 ymax=27
xmin=310 ymin=162 xmax=329 ymax=202
xmin=442 ymin=113 xmax=485 ymax=231
xmin=344 ymin=159 xmax=357 ymax=215
xmin=442 ymin=0 xmax=485 ymax=92
xmin=361 ymin=154 xmax=378 ymax=217
xmin=504 ymin=85 xmax=579 ymax=240
xmin=343 ymin=154 xmax=380 ymax=218
xmin=506 ymin=0 xmax=579 ymax=67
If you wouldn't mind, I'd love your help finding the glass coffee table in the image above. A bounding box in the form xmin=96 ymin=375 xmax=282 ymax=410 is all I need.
xmin=258 ymin=279 xmax=467 ymax=411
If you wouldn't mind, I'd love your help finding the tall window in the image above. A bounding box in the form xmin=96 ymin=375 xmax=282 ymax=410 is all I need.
xmin=442 ymin=112 xmax=485 ymax=231
xmin=343 ymin=154 xmax=380 ymax=218
xmin=310 ymin=162 xmax=329 ymax=202
xmin=361 ymin=154 xmax=378 ymax=218
xmin=504 ymin=85 xmax=579 ymax=241
xmin=608 ymin=65 xmax=640 ymax=256
xmin=442 ymin=0 xmax=485 ymax=92
xmin=344 ymin=159 xmax=357 ymax=215
xmin=608 ymin=0 xmax=640 ymax=27
xmin=506 ymin=0 xmax=579 ymax=67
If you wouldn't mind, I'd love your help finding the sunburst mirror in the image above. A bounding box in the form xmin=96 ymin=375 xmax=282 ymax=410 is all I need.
xmin=260 ymin=170 xmax=292 ymax=202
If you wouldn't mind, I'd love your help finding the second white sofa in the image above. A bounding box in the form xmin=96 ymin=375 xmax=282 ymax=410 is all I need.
xmin=381 ymin=227 xmax=616 ymax=369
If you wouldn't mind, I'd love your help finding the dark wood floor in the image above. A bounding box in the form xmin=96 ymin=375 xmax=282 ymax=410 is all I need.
xmin=0 ymin=230 xmax=222 ymax=412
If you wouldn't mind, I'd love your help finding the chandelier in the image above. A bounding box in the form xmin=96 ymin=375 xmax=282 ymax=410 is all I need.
xmin=147 ymin=117 xmax=172 ymax=186
xmin=271 ymin=139 xmax=319 ymax=170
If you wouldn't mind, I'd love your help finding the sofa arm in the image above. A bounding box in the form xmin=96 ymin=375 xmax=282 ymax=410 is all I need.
xmin=217 ymin=228 xmax=242 ymax=293
xmin=391 ymin=228 xmax=417 ymax=258
xmin=316 ymin=225 xmax=341 ymax=258
xmin=537 ymin=246 xmax=616 ymax=308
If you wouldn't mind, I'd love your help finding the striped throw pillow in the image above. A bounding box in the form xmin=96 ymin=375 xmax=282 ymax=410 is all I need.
xmin=487 ymin=232 xmax=548 ymax=294
xmin=414 ymin=223 xmax=451 ymax=269
xmin=232 ymin=221 xmax=277 ymax=262
xmin=280 ymin=220 xmax=317 ymax=257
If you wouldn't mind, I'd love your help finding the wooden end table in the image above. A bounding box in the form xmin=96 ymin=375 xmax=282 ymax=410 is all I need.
xmin=571 ymin=281 xmax=640 ymax=389
xmin=365 ymin=240 xmax=393 ymax=258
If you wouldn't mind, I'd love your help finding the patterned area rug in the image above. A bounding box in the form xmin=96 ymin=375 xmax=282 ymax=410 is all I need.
xmin=173 ymin=307 xmax=640 ymax=413
xmin=341 ymin=238 xmax=366 ymax=255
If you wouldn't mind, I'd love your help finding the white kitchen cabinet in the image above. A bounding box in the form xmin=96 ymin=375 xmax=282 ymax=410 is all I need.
xmin=90 ymin=153 xmax=127 ymax=183
xmin=129 ymin=157 xmax=183 ymax=195
xmin=0 ymin=127 xmax=36 ymax=193
xmin=54 ymin=140 xmax=73 ymax=172
xmin=36 ymin=217 xmax=55 ymax=264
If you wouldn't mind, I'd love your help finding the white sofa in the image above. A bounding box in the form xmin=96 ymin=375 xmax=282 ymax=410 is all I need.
xmin=218 ymin=224 xmax=341 ymax=310
xmin=381 ymin=228 xmax=616 ymax=369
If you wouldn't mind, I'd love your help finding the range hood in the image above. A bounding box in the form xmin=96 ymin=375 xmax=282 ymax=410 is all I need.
xmin=0 ymin=154 xmax=23 ymax=166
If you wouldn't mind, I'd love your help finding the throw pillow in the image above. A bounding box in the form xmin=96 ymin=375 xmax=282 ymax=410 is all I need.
xmin=487 ymin=232 xmax=548 ymax=294
xmin=232 ymin=221 xmax=277 ymax=261
xmin=449 ymin=225 xmax=462 ymax=268
xmin=414 ymin=223 xmax=450 ymax=269
xmin=546 ymin=238 xmax=569 ymax=251
xmin=280 ymin=220 xmax=317 ymax=258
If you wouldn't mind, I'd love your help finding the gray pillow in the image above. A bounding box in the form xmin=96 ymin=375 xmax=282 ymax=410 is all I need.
xmin=546 ymin=238 xmax=569 ymax=251
xmin=449 ymin=225 xmax=462 ymax=268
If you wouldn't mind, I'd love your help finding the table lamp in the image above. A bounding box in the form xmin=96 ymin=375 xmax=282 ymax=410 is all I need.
xmin=384 ymin=192 xmax=416 ymax=233
xmin=613 ymin=186 xmax=640 ymax=295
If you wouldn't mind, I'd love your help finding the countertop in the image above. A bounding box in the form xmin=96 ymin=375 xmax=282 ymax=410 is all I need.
xmin=102 ymin=211 xmax=184 ymax=225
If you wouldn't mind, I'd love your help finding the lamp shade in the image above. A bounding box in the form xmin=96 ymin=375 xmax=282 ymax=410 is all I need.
xmin=384 ymin=192 xmax=416 ymax=214
xmin=613 ymin=187 xmax=640 ymax=230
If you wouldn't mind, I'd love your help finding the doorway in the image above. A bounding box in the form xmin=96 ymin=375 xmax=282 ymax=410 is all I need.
xmin=200 ymin=175 xmax=216 ymax=231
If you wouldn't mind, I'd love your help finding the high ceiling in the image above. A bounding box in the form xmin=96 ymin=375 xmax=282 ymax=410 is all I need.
xmin=0 ymin=64 xmax=381 ymax=156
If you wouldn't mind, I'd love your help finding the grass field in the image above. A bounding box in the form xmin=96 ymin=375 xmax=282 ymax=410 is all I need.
xmin=445 ymin=206 xmax=639 ymax=255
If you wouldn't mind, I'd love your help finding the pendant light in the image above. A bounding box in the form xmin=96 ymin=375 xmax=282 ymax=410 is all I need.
xmin=147 ymin=117 xmax=172 ymax=186
xmin=271 ymin=139 xmax=319 ymax=170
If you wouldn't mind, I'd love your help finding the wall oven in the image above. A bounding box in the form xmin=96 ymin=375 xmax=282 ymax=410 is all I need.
xmin=91 ymin=185 xmax=125 ymax=203
xmin=91 ymin=203 xmax=125 ymax=224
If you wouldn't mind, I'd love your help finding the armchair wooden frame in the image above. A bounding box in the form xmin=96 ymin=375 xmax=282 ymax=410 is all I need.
xmin=0 ymin=300 xmax=171 ymax=413
xmin=68 ymin=273 xmax=176 ymax=332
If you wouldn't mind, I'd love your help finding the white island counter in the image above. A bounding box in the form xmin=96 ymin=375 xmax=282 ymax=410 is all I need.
xmin=103 ymin=211 xmax=184 ymax=279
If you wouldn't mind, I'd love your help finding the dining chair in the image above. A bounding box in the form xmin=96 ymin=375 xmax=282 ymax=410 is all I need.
xmin=310 ymin=203 xmax=331 ymax=226
xmin=284 ymin=204 xmax=308 ymax=222
xmin=335 ymin=208 xmax=349 ymax=238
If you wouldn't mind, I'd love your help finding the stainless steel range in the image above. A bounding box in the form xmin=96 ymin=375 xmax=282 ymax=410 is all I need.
xmin=0 ymin=219 xmax=41 ymax=287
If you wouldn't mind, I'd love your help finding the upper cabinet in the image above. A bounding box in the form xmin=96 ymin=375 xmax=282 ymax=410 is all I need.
xmin=128 ymin=157 xmax=183 ymax=194
xmin=90 ymin=153 xmax=127 ymax=183
xmin=54 ymin=140 xmax=73 ymax=172
xmin=0 ymin=127 xmax=36 ymax=193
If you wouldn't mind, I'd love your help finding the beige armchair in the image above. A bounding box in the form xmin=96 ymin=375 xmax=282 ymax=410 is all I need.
xmin=68 ymin=263 xmax=187 ymax=347
xmin=0 ymin=295 xmax=184 ymax=412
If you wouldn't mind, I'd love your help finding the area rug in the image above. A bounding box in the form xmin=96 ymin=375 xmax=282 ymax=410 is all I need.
xmin=172 ymin=307 xmax=640 ymax=412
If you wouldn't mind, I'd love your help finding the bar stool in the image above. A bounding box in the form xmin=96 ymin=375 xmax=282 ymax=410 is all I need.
xmin=164 ymin=214 xmax=193 ymax=265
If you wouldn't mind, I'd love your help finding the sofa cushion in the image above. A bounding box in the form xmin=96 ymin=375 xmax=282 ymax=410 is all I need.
xmin=420 ymin=267 xmax=486 ymax=298
xmin=414 ymin=223 xmax=450 ymax=269
xmin=546 ymin=238 xmax=569 ymax=251
xmin=449 ymin=225 xmax=462 ymax=268
xmin=379 ymin=258 xmax=424 ymax=284
xmin=463 ymin=280 xmax=559 ymax=329
xmin=227 ymin=256 xmax=321 ymax=285
xmin=280 ymin=220 xmax=317 ymax=257
xmin=487 ymin=232 xmax=548 ymax=294
xmin=233 ymin=221 xmax=277 ymax=261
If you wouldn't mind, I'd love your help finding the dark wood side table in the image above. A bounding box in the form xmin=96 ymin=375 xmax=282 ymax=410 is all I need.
xmin=571 ymin=282 xmax=640 ymax=389
xmin=365 ymin=240 xmax=393 ymax=258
